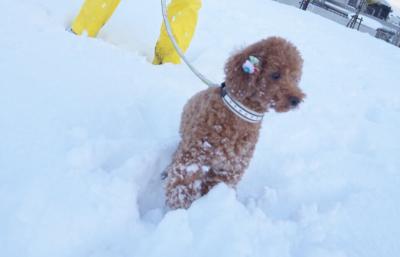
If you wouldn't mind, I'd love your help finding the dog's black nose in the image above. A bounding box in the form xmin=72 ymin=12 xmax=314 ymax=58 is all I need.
xmin=289 ymin=96 xmax=300 ymax=107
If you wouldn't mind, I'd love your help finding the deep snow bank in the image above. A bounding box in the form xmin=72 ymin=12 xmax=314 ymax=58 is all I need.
xmin=1 ymin=0 xmax=400 ymax=257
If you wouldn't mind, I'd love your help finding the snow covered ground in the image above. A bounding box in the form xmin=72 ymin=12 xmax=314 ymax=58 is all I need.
xmin=1 ymin=0 xmax=400 ymax=256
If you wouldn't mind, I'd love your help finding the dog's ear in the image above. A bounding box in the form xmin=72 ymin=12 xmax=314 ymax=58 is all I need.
xmin=224 ymin=47 xmax=264 ymax=101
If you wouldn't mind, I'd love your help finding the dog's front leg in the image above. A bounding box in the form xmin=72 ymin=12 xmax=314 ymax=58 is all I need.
xmin=164 ymin=149 xmax=208 ymax=209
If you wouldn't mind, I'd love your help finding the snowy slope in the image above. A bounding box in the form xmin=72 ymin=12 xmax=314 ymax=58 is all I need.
xmin=1 ymin=0 xmax=400 ymax=257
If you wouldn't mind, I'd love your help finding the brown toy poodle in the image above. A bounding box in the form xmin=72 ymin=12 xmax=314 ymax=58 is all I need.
xmin=164 ymin=37 xmax=305 ymax=209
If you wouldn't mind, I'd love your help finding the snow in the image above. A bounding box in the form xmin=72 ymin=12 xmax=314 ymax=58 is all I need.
xmin=201 ymin=165 xmax=210 ymax=172
xmin=388 ymin=12 xmax=400 ymax=25
xmin=325 ymin=2 xmax=350 ymax=16
xmin=186 ymin=164 xmax=200 ymax=173
xmin=358 ymin=15 xmax=386 ymax=30
xmin=202 ymin=141 xmax=212 ymax=149
xmin=1 ymin=0 xmax=400 ymax=257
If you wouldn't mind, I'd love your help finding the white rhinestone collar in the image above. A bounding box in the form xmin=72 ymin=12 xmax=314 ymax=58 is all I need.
xmin=220 ymin=83 xmax=264 ymax=123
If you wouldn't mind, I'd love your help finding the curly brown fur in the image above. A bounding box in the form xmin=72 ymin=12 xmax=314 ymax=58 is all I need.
xmin=164 ymin=37 xmax=305 ymax=209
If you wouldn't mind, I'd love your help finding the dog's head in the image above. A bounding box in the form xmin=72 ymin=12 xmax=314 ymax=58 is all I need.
xmin=224 ymin=37 xmax=305 ymax=113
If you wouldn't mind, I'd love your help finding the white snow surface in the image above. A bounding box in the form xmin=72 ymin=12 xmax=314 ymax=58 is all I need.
xmin=1 ymin=0 xmax=400 ymax=257
xmin=358 ymin=15 xmax=385 ymax=30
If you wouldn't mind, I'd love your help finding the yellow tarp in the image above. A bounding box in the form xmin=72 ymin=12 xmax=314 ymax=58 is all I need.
xmin=71 ymin=0 xmax=120 ymax=37
xmin=71 ymin=0 xmax=202 ymax=65
xmin=153 ymin=0 xmax=202 ymax=64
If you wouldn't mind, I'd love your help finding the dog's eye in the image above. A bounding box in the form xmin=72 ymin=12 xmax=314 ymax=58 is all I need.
xmin=270 ymin=72 xmax=281 ymax=80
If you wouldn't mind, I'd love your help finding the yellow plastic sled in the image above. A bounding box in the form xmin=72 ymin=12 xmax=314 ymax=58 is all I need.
xmin=153 ymin=0 xmax=202 ymax=64
xmin=71 ymin=0 xmax=120 ymax=37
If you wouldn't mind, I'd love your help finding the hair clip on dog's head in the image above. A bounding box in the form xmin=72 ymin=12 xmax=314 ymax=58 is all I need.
xmin=242 ymin=55 xmax=261 ymax=74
